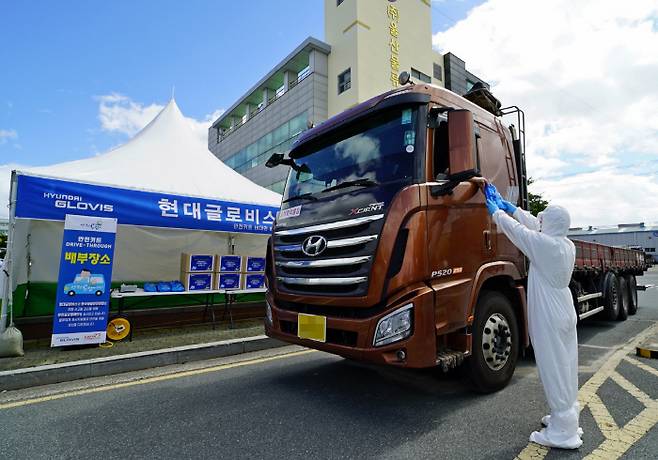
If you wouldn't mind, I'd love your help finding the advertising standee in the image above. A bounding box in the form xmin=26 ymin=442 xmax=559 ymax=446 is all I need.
xmin=51 ymin=215 xmax=117 ymax=347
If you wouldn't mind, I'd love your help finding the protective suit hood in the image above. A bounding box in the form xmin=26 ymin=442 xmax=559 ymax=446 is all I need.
xmin=539 ymin=205 xmax=570 ymax=237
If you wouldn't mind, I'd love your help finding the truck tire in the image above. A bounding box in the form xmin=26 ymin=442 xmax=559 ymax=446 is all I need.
xmin=617 ymin=276 xmax=629 ymax=321
xmin=626 ymin=275 xmax=638 ymax=315
xmin=465 ymin=291 xmax=519 ymax=393
xmin=602 ymin=272 xmax=620 ymax=321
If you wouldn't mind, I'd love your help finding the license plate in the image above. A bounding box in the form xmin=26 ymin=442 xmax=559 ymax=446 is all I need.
xmin=297 ymin=313 xmax=326 ymax=342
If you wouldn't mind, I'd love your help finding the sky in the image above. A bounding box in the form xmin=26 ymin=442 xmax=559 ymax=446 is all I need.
xmin=1 ymin=0 xmax=657 ymax=225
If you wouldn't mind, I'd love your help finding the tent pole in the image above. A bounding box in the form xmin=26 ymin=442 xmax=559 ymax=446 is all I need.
xmin=0 ymin=172 xmax=18 ymax=333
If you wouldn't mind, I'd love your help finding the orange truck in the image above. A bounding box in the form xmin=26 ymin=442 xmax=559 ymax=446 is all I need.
xmin=263 ymin=81 xmax=648 ymax=392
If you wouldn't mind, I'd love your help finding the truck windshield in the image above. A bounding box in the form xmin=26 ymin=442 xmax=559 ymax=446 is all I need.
xmin=283 ymin=106 xmax=419 ymax=202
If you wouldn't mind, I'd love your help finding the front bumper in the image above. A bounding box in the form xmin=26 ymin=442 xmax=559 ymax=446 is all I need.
xmin=264 ymin=288 xmax=437 ymax=368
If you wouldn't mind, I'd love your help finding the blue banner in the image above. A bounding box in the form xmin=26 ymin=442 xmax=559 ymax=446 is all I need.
xmin=15 ymin=174 xmax=278 ymax=234
xmin=51 ymin=215 xmax=117 ymax=347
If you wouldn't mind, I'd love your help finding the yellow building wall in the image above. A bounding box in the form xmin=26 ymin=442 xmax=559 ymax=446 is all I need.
xmin=326 ymin=0 xmax=443 ymax=116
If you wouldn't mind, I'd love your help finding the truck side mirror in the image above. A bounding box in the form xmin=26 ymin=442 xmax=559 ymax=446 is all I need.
xmin=265 ymin=153 xmax=285 ymax=168
xmin=448 ymin=110 xmax=480 ymax=182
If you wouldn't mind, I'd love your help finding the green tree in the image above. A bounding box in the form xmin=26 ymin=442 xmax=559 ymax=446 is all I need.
xmin=527 ymin=178 xmax=549 ymax=216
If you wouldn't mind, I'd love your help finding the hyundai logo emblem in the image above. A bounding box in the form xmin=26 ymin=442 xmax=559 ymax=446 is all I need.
xmin=302 ymin=235 xmax=327 ymax=257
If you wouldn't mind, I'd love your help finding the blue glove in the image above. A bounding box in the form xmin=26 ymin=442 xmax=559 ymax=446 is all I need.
xmin=499 ymin=199 xmax=517 ymax=214
xmin=485 ymin=197 xmax=499 ymax=215
xmin=485 ymin=183 xmax=517 ymax=214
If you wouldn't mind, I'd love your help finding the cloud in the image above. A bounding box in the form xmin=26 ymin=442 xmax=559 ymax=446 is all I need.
xmin=97 ymin=93 xmax=164 ymax=137
xmin=96 ymin=93 xmax=224 ymax=145
xmin=434 ymin=0 xmax=658 ymax=224
xmin=187 ymin=108 xmax=226 ymax=145
xmin=533 ymin=169 xmax=658 ymax=227
xmin=0 ymin=129 xmax=17 ymax=144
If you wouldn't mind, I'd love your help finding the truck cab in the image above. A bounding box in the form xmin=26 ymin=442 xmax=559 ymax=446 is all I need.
xmin=264 ymin=83 xmax=529 ymax=392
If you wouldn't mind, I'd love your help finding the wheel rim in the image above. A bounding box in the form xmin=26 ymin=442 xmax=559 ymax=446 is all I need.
xmin=482 ymin=313 xmax=512 ymax=371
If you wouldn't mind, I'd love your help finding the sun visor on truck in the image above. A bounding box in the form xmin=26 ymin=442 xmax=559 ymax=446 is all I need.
xmin=290 ymin=91 xmax=430 ymax=159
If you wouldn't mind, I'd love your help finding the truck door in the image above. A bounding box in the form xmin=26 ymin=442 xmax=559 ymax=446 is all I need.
xmin=425 ymin=117 xmax=491 ymax=333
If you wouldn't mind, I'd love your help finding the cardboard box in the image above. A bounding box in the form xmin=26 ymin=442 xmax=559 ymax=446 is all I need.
xmin=245 ymin=256 xmax=266 ymax=272
xmin=216 ymin=273 xmax=243 ymax=290
xmin=181 ymin=253 xmax=216 ymax=272
xmin=244 ymin=273 xmax=266 ymax=290
xmin=181 ymin=272 xmax=214 ymax=291
xmin=218 ymin=255 xmax=243 ymax=272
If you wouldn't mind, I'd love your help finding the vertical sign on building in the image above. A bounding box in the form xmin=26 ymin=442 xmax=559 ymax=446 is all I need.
xmin=388 ymin=3 xmax=400 ymax=88
xmin=51 ymin=215 xmax=118 ymax=347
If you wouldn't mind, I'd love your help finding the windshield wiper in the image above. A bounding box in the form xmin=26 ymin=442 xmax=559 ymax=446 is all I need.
xmin=282 ymin=192 xmax=318 ymax=204
xmin=322 ymin=178 xmax=379 ymax=193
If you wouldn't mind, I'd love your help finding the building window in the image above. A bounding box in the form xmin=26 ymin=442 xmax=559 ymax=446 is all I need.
xmin=433 ymin=63 xmax=443 ymax=81
xmin=224 ymin=111 xmax=308 ymax=174
xmin=466 ymin=79 xmax=476 ymax=92
xmin=646 ymin=248 xmax=656 ymax=253
xmin=337 ymin=0 xmax=344 ymax=6
xmin=338 ymin=68 xmax=351 ymax=94
xmin=411 ymin=68 xmax=431 ymax=84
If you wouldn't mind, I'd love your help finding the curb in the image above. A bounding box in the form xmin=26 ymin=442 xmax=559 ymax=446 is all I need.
xmin=636 ymin=342 xmax=658 ymax=359
xmin=0 ymin=335 xmax=286 ymax=391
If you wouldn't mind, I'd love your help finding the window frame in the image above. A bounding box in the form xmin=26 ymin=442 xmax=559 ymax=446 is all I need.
xmin=337 ymin=68 xmax=351 ymax=94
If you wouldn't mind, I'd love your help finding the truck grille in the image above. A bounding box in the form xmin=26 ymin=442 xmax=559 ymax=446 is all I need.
xmin=273 ymin=214 xmax=384 ymax=297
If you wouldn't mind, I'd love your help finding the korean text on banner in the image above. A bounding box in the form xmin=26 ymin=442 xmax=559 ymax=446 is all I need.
xmin=51 ymin=215 xmax=118 ymax=347
xmin=15 ymin=174 xmax=278 ymax=235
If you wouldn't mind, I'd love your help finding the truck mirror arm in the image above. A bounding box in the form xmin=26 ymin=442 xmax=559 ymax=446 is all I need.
xmin=429 ymin=172 xmax=482 ymax=197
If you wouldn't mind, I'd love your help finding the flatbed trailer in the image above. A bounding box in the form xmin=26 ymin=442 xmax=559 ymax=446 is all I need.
xmin=570 ymin=240 xmax=647 ymax=321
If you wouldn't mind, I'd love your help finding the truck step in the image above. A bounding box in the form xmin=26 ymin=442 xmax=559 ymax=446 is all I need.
xmin=436 ymin=350 xmax=466 ymax=372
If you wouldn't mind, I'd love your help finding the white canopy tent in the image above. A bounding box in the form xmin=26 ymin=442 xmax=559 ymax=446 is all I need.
xmin=1 ymin=99 xmax=281 ymax=325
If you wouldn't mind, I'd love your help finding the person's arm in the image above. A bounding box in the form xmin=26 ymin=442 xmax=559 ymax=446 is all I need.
xmin=512 ymin=208 xmax=540 ymax=231
xmin=492 ymin=210 xmax=544 ymax=262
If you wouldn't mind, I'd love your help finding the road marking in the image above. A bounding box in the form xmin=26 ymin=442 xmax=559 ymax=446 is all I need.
xmin=585 ymin=399 xmax=658 ymax=459
xmin=610 ymin=371 xmax=653 ymax=406
xmin=515 ymin=321 xmax=658 ymax=459
xmin=588 ymin=393 xmax=618 ymax=437
xmin=0 ymin=349 xmax=316 ymax=410
xmin=579 ymin=343 xmax=614 ymax=350
xmin=624 ymin=356 xmax=658 ymax=378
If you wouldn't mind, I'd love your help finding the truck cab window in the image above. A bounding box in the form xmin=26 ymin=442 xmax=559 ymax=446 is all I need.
xmin=433 ymin=120 xmax=449 ymax=179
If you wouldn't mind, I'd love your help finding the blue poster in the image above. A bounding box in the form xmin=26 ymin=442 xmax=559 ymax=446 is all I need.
xmin=15 ymin=173 xmax=278 ymax=235
xmin=51 ymin=215 xmax=118 ymax=347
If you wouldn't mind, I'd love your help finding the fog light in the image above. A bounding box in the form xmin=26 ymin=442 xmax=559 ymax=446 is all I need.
xmin=373 ymin=303 xmax=413 ymax=347
xmin=265 ymin=299 xmax=273 ymax=326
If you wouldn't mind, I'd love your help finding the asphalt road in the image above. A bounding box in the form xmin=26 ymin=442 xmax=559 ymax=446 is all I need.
xmin=1 ymin=269 xmax=657 ymax=460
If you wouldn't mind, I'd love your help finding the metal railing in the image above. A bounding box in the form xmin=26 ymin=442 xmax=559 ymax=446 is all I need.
xmin=215 ymin=71 xmax=314 ymax=143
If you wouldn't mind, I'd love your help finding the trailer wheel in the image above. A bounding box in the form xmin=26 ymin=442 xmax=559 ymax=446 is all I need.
xmin=626 ymin=275 xmax=638 ymax=315
xmin=465 ymin=291 xmax=519 ymax=393
xmin=617 ymin=276 xmax=629 ymax=321
xmin=602 ymin=272 xmax=620 ymax=321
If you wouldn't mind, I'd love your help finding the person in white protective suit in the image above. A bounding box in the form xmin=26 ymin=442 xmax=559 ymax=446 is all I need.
xmin=484 ymin=185 xmax=583 ymax=450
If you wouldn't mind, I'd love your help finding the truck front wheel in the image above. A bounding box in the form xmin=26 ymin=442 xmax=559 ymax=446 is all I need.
xmin=465 ymin=291 xmax=519 ymax=393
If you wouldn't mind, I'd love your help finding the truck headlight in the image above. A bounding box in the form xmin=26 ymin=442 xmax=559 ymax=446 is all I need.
xmin=373 ymin=303 xmax=413 ymax=347
xmin=265 ymin=299 xmax=273 ymax=326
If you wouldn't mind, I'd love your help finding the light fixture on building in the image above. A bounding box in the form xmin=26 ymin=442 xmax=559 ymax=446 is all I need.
xmin=398 ymin=71 xmax=413 ymax=86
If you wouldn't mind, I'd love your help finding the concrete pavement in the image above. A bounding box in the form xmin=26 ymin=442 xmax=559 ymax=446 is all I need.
xmin=0 ymin=269 xmax=656 ymax=459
